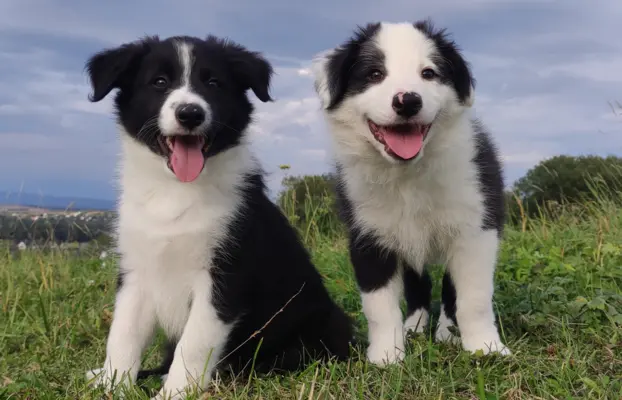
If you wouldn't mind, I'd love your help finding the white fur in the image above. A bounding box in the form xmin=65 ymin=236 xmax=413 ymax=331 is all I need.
xmin=404 ymin=308 xmax=429 ymax=335
xmin=158 ymin=42 xmax=211 ymax=137
xmin=88 ymin=130 xmax=257 ymax=398
xmin=362 ymin=271 xmax=405 ymax=365
xmin=447 ymin=229 xmax=509 ymax=355
xmin=435 ymin=308 xmax=458 ymax=343
xmin=312 ymin=22 xmax=509 ymax=363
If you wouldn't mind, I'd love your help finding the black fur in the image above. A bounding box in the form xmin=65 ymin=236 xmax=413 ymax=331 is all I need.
xmin=440 ymin=271 xmax=458 ymax=326
xmin=414 ymin=19 xmax=475 ymax=105
xmin=403 ymin=268 xmax=432 ymax=322
xmin=323 ymin=23 xmax=382 ymax=111
xmin=472 ymin=120 xmax=506 ymax=234
xmin=86 ymin=35 xmax=353 ymax=381
xmin=215 ymin=173 xmax=353 ymax=373
xmin=139 ymin=173 xmax=354 ymax=377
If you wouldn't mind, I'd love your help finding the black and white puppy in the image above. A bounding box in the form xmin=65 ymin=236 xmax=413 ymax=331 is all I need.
xmin=311 ymin=20 xmax=510 ymax=366
xmin=84 ymin=35 xmax=353 ymax=399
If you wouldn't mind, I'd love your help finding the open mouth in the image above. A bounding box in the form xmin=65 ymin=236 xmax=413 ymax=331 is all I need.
xmin=157 ymin=135 xmax=209 ymax=183
xmin=368 ymin=120 xmax=431 ymax=161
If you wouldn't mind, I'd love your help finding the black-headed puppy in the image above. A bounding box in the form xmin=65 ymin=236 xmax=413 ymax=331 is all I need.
xmin=84 ymin=35 xmax=353 ymax=399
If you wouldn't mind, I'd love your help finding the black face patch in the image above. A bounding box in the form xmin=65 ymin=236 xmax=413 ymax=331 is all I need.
xmin=414 ymin=20 xmax=475 ymax=105
xmin=85 ymin=35 xmax=273 ymax=159
xmin=323 ymin=23 xmax=382 ymax=111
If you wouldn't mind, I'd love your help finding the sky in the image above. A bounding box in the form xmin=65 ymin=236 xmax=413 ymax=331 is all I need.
xmin=0 ymin=0 xmax=620 ymax=201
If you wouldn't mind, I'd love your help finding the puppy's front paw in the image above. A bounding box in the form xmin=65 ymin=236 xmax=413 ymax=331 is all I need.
xmin=150 ymin=387 xmax=187 ymax=400
xmin=434 ymin=323 xmax=459 ymax=344
xmin=366 ymin=333 xmax=405 ymax=366
xmin=85 ymin=366 xmax=131 ymax=397
xmin=462 ymin=334 xmax=511 ymax=356
xmin=85 ymin=367 xmax=104 ymax=382
xmin=403 ymin=309 xmax=429 ymax=334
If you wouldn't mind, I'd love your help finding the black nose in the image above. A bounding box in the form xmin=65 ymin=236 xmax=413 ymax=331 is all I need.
xmin=175 ymin=103 xmax=205 ymax=129
xmin=392 ymin=92 xmax=422 ymax=118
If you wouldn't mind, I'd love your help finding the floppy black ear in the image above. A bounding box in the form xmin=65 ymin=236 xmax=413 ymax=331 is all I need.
xmin=219 ymin=38 xmax=274 ymax=102
xmin=414 ymin=19 xmax=475 ymax=106
xmin=85 ymin=41 xmax=146 ymax=102
xmin=313 ymin=22 xmax=381 ymax=110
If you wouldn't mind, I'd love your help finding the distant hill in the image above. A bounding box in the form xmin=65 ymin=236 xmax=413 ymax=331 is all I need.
xmin=0 ymin=191 xmax=115 ymax=211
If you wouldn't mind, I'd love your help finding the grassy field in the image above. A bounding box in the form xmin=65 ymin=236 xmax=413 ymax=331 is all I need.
xmin=1 ymin=197 xmax=621 ymax=400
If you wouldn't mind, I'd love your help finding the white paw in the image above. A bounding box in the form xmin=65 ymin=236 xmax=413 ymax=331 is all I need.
xmin=151 ymin=387 xmax=188 ymax=400
xmin=85 ymin=367 xmax=103 ymax=382
xmin=86 ymin=367 xmax=130 ymax=397
xmin=366 ymin=333 xmax=405 ymax=366
xmin=461 ymin=335 xmax=511 ymax=356
xmin=434 ymin=324 xmax=459 ymax=344
xmin=150 ymin=390 xmax=165 ymax=400
xmin=153 ymin=369 xmax=202 ymax=400
xmin=403 ymin=309 xmax=429 ymax=334
xmin=435 ymin=312 xmax=459 ymax=344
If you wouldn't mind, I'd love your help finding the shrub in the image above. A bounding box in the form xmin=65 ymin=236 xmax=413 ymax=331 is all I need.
xmin=277 ymin=174 xmax=343 ymax=241
xmin=508 ymin=154 xmax=622 ymax=221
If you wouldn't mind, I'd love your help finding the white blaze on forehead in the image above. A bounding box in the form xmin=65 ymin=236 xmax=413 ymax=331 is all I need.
xmin=374 ymin=23 xmax=438 ymax=82
xmin=176 ymin=40 xmax=194 ymax=88
xmin=158 ymin=40 xmax=211 ymax=137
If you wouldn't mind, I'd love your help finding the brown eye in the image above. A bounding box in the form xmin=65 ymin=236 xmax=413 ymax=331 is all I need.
xmin=152 ymin=76 xmax=169 ymax=89
xmin=367 ymin=69 xmax=384 ymax=83
xmin=421 ymin=68 xmax=436 ymax=80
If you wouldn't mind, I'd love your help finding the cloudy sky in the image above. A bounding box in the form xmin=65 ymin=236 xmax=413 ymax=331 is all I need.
xmin=0 ymin=0 xmax=620 ymax=200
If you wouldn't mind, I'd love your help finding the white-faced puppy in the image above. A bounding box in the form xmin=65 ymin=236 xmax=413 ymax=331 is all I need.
xmin=84 ymin=35 xmax=353 ymax=399
xmin=311 ymin=20 xmax=510 ymax=366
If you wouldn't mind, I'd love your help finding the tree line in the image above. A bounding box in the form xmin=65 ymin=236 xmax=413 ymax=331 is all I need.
xmin=0 ymin=213 xmax=114 ymax=244
xmin=2 ymin=154 xmax=620 ymax=244
xmin=278 ymin=154 xmax=622 ymax=236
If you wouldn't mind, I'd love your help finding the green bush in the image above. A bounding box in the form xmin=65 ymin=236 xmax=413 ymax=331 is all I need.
xmin=508 ymin=155 xmax=622 ymax=220
xmin=277 ymin=173 xmax=343 ymax=241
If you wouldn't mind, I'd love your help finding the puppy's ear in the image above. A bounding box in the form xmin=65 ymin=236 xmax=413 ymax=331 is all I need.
xmin=219 ymin=38 xmax=274 ymax=103
xmin=415 ymin=19 xmax=475 ymax=107
xmin=310 ymin=49 xmax=336 ymax=109
xmin=464 ymin=84 xmax=475 ymax=107
xmin=85 ymin=41 xmax=147 ymax=102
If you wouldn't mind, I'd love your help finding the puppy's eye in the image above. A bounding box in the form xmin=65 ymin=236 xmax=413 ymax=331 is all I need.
xmin=152 ymin=76 xmax=169 ymax=89
xmin=421 ymin=68 xmax=437 ymax=80
xmin=206 ymin=78 xmax=220 ymax=88
xmin=367 ymin=69 xmax=384 ymax=83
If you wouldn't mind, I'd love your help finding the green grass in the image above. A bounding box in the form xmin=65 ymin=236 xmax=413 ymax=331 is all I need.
xmin=1 ymin=199 xmax=622 ymax=400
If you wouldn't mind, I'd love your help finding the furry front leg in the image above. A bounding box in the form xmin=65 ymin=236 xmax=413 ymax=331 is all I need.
xmin=349 ymin=236 xmax=405 ymax=366
xmin=153 ymin=282 xmax=230 ymax=399
xmin=87 ymin=277 xmax=156 ymax=394
xmin=362 ymin=273 xmax=405 ymax=365
xmin=448 ymin=230 xmax=510 ymax=355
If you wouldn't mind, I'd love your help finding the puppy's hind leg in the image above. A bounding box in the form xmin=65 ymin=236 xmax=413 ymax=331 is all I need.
xmin=402 ymin=265 xmax=432 ymax=335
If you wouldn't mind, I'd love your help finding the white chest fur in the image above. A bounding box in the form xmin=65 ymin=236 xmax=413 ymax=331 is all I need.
xmin=337 ymin=119 xmax=485 ymax=269
xmin=115 ymin=135 xmax=250 ymax=338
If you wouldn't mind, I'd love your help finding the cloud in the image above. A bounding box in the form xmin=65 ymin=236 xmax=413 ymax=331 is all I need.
xmin=537 ymin=56 xmax=622 ymax=84
xmin=0 ymin=0 xmax=621 ymax=200
xmin=501 ymin=151 xmax=550 ymax=167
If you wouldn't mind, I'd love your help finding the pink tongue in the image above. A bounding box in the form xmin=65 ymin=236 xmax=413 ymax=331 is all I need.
xmin=382 ymin=128 xmax=423 ymax=160
xmin=170 ymin=139 xmax=205 ymax=182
